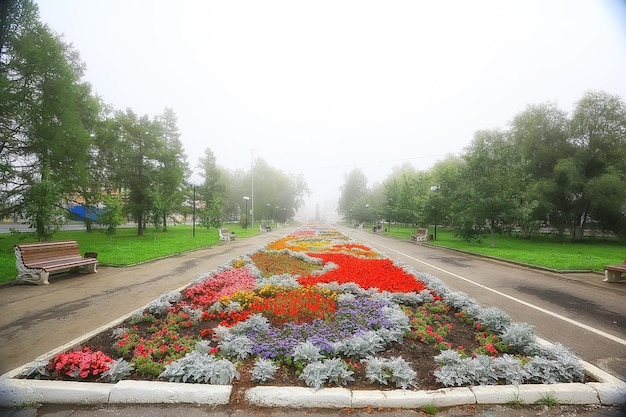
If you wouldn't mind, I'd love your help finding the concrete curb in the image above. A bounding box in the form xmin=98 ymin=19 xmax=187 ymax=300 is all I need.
xmin=109 ymin=380 xmax=231 ymax=404
xmin=2 ymin=372 xmax=625 ymax=408
xmin=2 ymin=354 xmax=625 ymax=408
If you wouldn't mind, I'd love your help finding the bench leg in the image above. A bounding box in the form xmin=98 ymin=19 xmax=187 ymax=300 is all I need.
xmin=604 ymin=270 xmax=625 ymax=283
xmin=79 ymin=263 xmax=98 ymax=274
xmin=16 ymin=270 xmax=49 ymax=285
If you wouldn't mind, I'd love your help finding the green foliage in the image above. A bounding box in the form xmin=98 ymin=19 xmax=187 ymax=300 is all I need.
xmin=217 ymin=334 xmax=254 ymax=360
xmin=475 ymin=307 xmax=512 ymax=333
xmin=366 ymin=91 xmax=626 ymax=241
xmin=362 ymin=356 xmax=417 ymax=389
xmin=535 ymin=391 xmax=560 ymax=406
xmin=298 ymin=358 xmax=354 ymax=390
xmin=96 ymin=194 xmax=125 ymax=242
xmin=250 ymin=357 xmax=279 ymax=383
xmin=1 ymin=1 xmax=94 ymax=240
xmin=23 ymin=179 xmax=66 ymax=241
xmin=292 ymin=341 xmax=324 ymax=362
xmin=101 ymin=358 xmax=134 ymax=382
xmin=20 ymin=359 xmax=51 ymax=379
xmin=159 ymin=342 xmax=240 ymax=384
xmin=332 ymin=331 xmax=385 ymax=359
xmin=338 ymin=168 xmax=369 ymax=219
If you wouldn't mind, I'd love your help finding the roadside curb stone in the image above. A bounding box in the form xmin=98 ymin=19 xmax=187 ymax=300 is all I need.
xmin=109 ymin=380 xmax=231 ymax=404
xmin=0 ymin=379 xmax=111 ymax=405
xmin=245 ymin=386 xmax=351 ymax=408
xmin=351 ymin=387 xmax=474 ymax=408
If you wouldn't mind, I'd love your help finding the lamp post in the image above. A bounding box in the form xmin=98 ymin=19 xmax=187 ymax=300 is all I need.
xmin=250 ymin=149 xmax=255 ymax=228
xmin=430 ymin=185 xmax=441 ymax=240
xmin=192 ymin=184 xmax=196 ymax=238
xmin=243 ymin=196 xmax=250 ymax=229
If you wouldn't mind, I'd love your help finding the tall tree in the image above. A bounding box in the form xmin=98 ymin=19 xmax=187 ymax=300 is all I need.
xmin=153 ymin=108 xmax=189 ymax=231
xmin=382 ymin=164 xmax=428 ymax=227
xmin=114 ymin=110 xmax=163 ymax=236
xmin=0 ymin=0 xmax=94 ymax=239
xmin=197 ymin=147 xmax=224 ymax=228
xmin=337 ymin=168 xmax=369 ymax=218
xmin=510 ymin=103 xmax=575 ymax=237
xmin=462 ymin=129 xmax=524 ymax=247
xmin=246 ymin=158 xmax=309 ymax=225
xmin=569 ymin=91 xmax=626 ymax=238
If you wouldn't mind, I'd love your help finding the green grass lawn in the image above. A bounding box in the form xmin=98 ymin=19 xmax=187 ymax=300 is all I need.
xmin=0 ymin=223 xmax=260 ymax=284
xmin=381 ymin=224 xmax=625 ymax=272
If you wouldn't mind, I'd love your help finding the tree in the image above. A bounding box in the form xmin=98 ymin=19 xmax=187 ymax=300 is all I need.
xmin=96 ymin=194 xmax=125 ymax=243
xmin=337 ymin=168 xmax=369 ymax=219
xmin=114 ymin=110 xmax=163 ymax=236
xmin=0 ymin=1 xmax=94 ymax=240
xmin=569 ymin=90 xmax=626 ymax=238
xmin=218 ymin=167 xmax=245 ymax=223
xmin=245 ymin=158 xmax=309 ymax=226
xmin=197 ymin=147 xmax=224 ymax=228
xmin=510 ymin=102 xmax=575 ymax=238
xmin=462 ymin=130 xmax=524 ymax=247
xmin=382 ymin=164 xmax=429 ymax=227
xmin=427 ymin=156 xmax=468 ymax=239
xmin=152 ymin=108 xmax=189 ymax=231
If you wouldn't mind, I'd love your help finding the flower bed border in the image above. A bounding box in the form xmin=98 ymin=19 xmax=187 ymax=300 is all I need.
xmin=1 ymin=281 xmax=625 ymax=407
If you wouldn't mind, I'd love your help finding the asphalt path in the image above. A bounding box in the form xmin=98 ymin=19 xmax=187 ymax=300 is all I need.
xmin=339 ymin=225 xmax=626 ymax=381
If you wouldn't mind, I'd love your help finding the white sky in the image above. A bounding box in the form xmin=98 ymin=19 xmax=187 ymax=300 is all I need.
xmin=37 ymin=0 xmax=626 ymax=217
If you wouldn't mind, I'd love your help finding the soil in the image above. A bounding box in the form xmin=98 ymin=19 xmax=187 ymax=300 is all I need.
xmin=35 ymin=306 xmax=545 ymax=392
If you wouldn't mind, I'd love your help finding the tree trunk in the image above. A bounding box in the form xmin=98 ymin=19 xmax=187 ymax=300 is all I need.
xmin=36 ymin=218 xmax=46 ymax=242
xmin=162 ymin=213 xmax=167 ymax=232
xmin=136 ymin=213 xmax=144 ymax=236
xmin=571 ymin=225 xmax=584 ymax=242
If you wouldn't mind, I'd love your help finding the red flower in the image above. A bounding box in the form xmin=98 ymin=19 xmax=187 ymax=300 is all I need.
xmin=299 ymin=253 xmax=428 ymax=293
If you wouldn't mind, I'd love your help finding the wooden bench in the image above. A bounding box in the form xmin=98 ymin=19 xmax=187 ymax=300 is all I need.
xmin=218 ymin=228 xmax=236 ymax=242
xmin=410 ymin=228 xmax=428 ymax=242
xmin=260 ymin=224 xmax=271 ymax=232
xmin=604 ymin=259 xmax=626 ymax=283
xmin=14 ymin=241 xmax=98 ymax=285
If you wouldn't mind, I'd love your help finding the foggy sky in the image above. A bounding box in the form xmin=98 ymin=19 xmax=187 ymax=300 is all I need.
xmin=37 ymin=0 xmax=626 ymax=218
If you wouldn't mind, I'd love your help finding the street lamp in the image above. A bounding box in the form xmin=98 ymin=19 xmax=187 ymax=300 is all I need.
xmin=193 ymin=184 xmax=196 ymax=238
xmin=243 ymin=196 xmax=250 ymax=229
xmin=429 ymin=185 xmax=441 ymax=240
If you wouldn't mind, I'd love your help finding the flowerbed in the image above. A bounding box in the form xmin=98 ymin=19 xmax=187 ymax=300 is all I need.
xmin=21 ymin=223 xmax=585 ymax=391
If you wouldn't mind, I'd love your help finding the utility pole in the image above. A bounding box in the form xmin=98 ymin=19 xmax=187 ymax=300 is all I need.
xmin=250 ymin=149 xmax=255 ymax=227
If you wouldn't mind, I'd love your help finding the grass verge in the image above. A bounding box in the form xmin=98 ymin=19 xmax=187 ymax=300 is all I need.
xmin=0 ymin=223 xmax=260 ymax=284
xmin=380 ymin=224 xmax=625 ymax=272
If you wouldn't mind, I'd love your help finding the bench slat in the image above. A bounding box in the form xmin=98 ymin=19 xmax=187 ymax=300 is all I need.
xmin=32 ymin=260 xmax=97 ymax=272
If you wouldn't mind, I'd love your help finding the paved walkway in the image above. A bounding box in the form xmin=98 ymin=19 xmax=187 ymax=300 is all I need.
xmin=1 ymin=226 xmax=624 ymax=416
